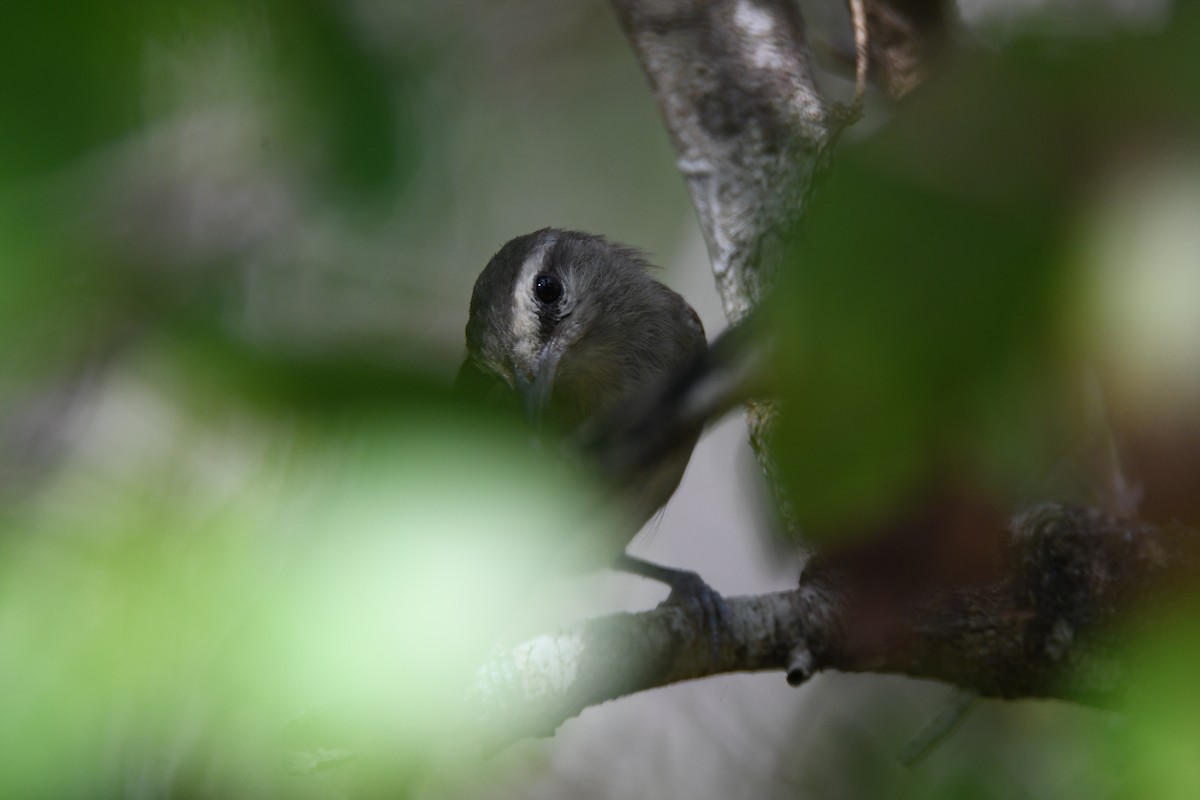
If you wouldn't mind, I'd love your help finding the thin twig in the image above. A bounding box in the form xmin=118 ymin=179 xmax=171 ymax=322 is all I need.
xmin=848 ymin=0 xmax=870 ymax=117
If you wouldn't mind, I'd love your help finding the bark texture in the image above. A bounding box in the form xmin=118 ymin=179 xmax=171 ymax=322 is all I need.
xmin=471 ymin=504 xmax=1197 ymax=744
xmin=611 ymin=0 xmax=832 ymax=323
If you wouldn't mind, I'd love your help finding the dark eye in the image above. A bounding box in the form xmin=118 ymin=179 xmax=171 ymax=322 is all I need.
xmin=534 ymin=273 xmax=563 ymax=304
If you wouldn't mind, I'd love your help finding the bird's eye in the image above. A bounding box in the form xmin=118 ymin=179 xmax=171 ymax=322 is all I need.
xmin=534 ymin=273 xmax=563 ymax=304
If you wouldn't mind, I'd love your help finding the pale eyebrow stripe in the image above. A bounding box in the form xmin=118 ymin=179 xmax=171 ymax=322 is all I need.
xmin=509 ymin=234 xmax=557 ymax=367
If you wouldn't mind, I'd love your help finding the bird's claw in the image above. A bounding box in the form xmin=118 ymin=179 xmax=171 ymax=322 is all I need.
xmin=658 ymin=570 xmax=730 ymax=665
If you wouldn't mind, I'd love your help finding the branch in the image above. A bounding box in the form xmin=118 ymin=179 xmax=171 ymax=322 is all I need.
xmin=611 ymin=0 xmax=843 ymax=536
xmin=469 ymin=504 xmax=1197 ymax=746
xmin=610 ymin=0 xmax=832 ymax=323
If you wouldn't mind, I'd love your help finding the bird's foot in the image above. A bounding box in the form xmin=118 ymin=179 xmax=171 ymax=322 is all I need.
xmin=614 ymin=554 xmax=730 ymax=666
xmin=657 ymin=569 xmax=730 ymax=665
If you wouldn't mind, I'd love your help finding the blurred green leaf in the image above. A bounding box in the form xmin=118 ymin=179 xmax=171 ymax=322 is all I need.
xmin=0 ymin=391 xmax=596 ymax=795
xmin=1108 ymin=599 xmax=1200 ymax=800
xmin=267 ymin=0 xmax=413 ymax=199
xmin=0 ymin=4 xmax=143 ymax=182
xmin=770 ymin=15 xmax=1200 ymax=540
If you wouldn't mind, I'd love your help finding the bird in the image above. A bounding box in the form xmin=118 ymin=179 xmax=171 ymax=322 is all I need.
xmin=457 ymin=228 xmax=726 ymax=623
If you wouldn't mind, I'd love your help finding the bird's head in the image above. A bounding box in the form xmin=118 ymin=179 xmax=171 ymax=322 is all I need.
xmin=458 ymin=228 xmax=706 ymax=433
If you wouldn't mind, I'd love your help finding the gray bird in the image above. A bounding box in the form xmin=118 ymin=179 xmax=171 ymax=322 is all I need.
xmin=458 ymin=228 xmax=724 ymax=617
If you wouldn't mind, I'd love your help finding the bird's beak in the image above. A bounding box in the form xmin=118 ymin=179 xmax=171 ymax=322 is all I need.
xmin=513 ymin=341 xmax=563 ymax=427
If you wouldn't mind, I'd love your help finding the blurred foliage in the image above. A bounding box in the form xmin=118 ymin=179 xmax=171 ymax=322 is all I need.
xmin=1112 ymin=602 xmax=1200 ymax=800
xmin=0 ymin=393 xmax=593 ymax=796
xmin=0 ymin=0 xmax=621 ymax=796
xmin=771 ymin=4 xmax=1200 ymax=540
xmin=0 ymin=1 xmax=415 ymax=194
xmin=762 ymin=9 xmax=1200 ymax=795
xmin=0 ymin=0 xmax=417 ymax=396
xmin=1 ymin=0 xmax=1199 ymax=797
xmin=0 ymin=5 xmax=142 ymax=183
